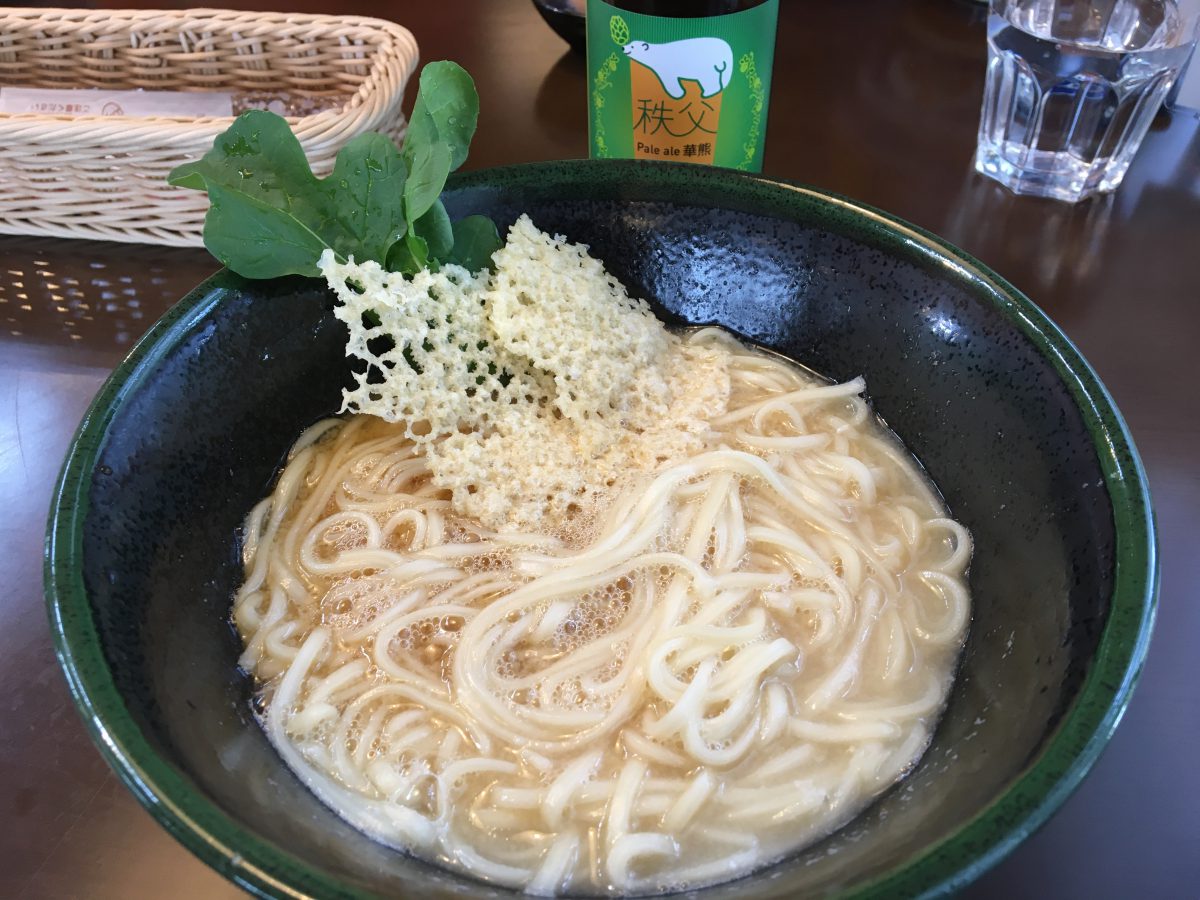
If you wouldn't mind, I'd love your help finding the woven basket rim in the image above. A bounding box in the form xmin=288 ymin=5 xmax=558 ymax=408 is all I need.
xmin=0 ymin=7 xmax=419 ymax=138
xmin=0 ymin=6 xmax=415 ymax=29
xmin=0 ymin=6 xmax=419 ymax=245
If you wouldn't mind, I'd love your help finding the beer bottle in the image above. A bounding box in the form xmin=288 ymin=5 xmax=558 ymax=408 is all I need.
xmin=586 ymin=0 xmax=778 ymax=172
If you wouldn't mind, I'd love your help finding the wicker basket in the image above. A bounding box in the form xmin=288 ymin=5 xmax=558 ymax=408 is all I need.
xmin=0 ymin=8 xmax=419 ymax=246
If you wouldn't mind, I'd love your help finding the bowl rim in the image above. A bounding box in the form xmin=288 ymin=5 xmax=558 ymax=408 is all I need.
xmin=44 ymin=159 xmax=1157 ymax=899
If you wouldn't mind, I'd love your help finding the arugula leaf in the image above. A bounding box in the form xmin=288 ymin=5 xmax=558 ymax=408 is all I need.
xmin=403 ymin=140 xmax=453 ymax=227
xmin=446 ymin=215 xmax=503 ymax=273
xmin=170 ymin=60 xmax=497 ymax=280
xmin=392 ymin=213 xmax=498 ymax=275
xmin=170 ymin=108 xmax=315 ymax=207
xmin=325 ymin=132 xmax=409 ymax=264
xmin=199 ymin=183 xmax=332 ymax=278
xmin=404 ymin=61 xmax=480 ymax=172
xmin=414 ymin=199 xmax=454 ymax=261
xmin=170 ymin=111 xmax=333 ymax=277
xmin=170 ymin=111 xmax=408 ymax=278
xmin=387 ymin=61 xmax=479 ymax=265
xmin=387 ymin=232 xmax=429 ymax=275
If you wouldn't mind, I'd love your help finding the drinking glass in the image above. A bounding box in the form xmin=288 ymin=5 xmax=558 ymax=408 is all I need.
xmin=976 ymin=0 xmax=1199 ymax=201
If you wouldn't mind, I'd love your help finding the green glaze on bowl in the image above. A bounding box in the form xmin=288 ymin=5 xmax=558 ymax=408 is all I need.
xmin=46 ymin=160 xmax=1156 ymax=899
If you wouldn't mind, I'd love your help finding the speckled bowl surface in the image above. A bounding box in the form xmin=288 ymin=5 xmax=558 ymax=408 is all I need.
xmin=46 ymin=160 xmax=1156 ymax=899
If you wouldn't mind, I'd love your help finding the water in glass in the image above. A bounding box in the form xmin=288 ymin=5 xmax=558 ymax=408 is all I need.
xmin=977 ymin=0 xmax=1194 ymax=201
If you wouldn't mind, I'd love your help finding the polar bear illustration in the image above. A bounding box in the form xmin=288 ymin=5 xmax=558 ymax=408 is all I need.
xmin=623 ymin=37 xmax=733 ymax=100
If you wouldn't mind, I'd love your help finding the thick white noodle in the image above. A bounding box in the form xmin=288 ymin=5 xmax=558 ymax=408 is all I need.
xmin=234 ymin=331 xmax=971 ymax=895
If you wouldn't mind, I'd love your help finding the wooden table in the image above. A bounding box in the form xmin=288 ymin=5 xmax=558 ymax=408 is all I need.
xmin=3 ymin=1 xmax=1197 ymax=896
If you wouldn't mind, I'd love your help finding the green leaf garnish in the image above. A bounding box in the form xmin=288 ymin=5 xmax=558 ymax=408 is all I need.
xmin=170 ymin=61 xmax=498 ymax=279
xmin=326 ymin=132 xmax=409 ymax=264
xmin=414 ymin=200 xmax=454 ymax=261
xmin=404 ymin=60 xmax=481 ymax=172
xmin=387 ymin=232 xmax=429 ymax=275
xmin=446 ymin=215 xmax=503 ymax=273
xmin=169 ymin=112 xmax=407 ymax=278
xmin=196 ymin=182 xmax=332 ymax=280
xmin=403 ymin=140 xmax=453 ymax=227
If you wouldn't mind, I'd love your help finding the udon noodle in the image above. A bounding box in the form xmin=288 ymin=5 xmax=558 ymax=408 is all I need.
xmin=234 ymin=328 xmax=971 ymax=895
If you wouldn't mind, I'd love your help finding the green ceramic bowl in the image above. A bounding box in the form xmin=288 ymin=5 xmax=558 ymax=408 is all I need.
xmin=46 ymin=161 xmax=1156 ymax=898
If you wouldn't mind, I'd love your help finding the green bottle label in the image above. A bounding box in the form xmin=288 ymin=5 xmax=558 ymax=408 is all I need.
xmin=586 ymin=0 xmax=778 ymax=172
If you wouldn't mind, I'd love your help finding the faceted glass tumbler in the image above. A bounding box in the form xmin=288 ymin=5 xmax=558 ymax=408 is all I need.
xmin=976 ymin=0 xmax=1198 ymax=201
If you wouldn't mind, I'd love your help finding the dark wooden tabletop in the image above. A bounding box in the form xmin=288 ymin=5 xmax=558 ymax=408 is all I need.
xmin=2 ymin=0 xmax=1197 ymax=897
